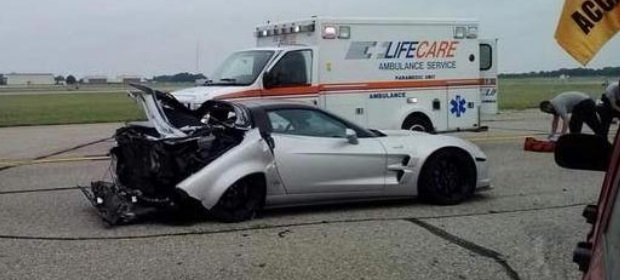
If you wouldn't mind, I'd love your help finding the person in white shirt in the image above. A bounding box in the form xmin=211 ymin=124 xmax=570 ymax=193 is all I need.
xmin=539 ymin=91 xmax=603 ymax=138
xmin=600 ymin=79 xmax=620 ymax=138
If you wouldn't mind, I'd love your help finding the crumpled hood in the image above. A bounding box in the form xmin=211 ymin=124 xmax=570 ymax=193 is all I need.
xmin=171 ymin=86 xmax=250 ymax=104
xmin=127 ymin=83 xmax=251 ymax=139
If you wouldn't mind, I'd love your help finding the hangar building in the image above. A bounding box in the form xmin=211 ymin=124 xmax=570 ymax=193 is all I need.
xmin=82 ymin=75 xmax=108 ymax=84
xmin=4 ymin=73 xmax=54 ymax=85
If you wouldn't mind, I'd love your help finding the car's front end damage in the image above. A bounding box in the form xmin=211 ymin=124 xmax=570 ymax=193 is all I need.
xmin=80 ymin=84 xmax=251 ymax=225
xmin=80 ymin=84 xmax=490 ymax=225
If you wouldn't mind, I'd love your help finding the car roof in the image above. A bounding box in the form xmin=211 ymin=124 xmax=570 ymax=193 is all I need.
xmin=231 ymin=98 xmax=379 ymax=138
xmin=233 ymin=99 xmax=317 ymax=111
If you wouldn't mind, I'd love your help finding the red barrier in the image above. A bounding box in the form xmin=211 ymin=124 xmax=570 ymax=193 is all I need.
xmin=523 ymin=137 xmax=556 ymax=153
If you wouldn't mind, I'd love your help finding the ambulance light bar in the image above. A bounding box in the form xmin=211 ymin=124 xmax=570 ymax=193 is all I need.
xmin=255 ymin=22 xmax=316 ymax=38
xmin=466 ymin=26 xmax=478 ymax=39
xmin=322 ymin=26 xmax=337 ymax=39
xmin=338 ymin=26 xmax=351 ymax=39
xmin=453 ymin=26 xmax=478 ymax=39
xmin=453 ymin=27 xmax=466 ymax=39
xmin=322 ymin=25 xmax=351 ymax=39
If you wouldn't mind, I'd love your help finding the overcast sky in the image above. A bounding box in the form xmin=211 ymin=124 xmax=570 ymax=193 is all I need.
xmin=0 ymin=0 xmax=618 ymax=77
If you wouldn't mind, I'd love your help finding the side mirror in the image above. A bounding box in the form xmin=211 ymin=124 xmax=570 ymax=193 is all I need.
xmin=346 ymin=128 xmax=358 ymax=145
xmin=554 ymin=134 xmax=612 ymax=171
xmin=262 ymin=71 xmax=274 ymax=89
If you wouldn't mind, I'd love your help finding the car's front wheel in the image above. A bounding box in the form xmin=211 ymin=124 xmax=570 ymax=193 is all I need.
xmin=418 ymin=148 xmax=476 ymax=205
xmin=210 ymin=178 xmax=265 ymax=222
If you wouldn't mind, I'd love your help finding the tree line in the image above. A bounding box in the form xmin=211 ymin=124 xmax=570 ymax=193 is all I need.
xmin=54 ymin=73 xmax=204 ymax=84
xmin=152 ymin=72 xmax=206 ymax=83
xmin=499 ymin=67 xmax=620 ymax=78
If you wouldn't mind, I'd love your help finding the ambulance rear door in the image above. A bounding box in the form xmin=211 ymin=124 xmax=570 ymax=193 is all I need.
xmin=479 ymin=39 xmax=498 ymax=115
xmin=446 ymin=35 xmax=482 ymax=130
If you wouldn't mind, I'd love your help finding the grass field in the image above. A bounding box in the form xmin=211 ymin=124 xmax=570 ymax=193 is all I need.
xmin=499 ymin=76 xmax=610 ymax=110
xmin=0 ymin=83 xmax=190 ymax=127
xmin=0 ymin=77 xmax=614 ymax=127
xmin=0 ymin=92 xmax=145 ymax=127
xmin=0 ymin=83 xmax=192 ymax=95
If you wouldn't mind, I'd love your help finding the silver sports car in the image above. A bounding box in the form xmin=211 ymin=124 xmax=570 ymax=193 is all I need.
xmin=81 ymin=84 xmax=490 ymax=225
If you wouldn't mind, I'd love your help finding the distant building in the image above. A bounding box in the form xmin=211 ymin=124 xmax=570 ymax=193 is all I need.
xmin=195 ymin=78 xmax=208 ymax=86
xmin=82 ymin=75 xmax=108 ymax=84
xmin=117 ymin=75 xmax=142 ymax=84
xmin=4 ymin=73 xmax=54 ymax=85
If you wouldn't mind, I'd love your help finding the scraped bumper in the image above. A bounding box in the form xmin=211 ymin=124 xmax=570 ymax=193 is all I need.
xmin=80 ymin=181 xmax=170 ymax=226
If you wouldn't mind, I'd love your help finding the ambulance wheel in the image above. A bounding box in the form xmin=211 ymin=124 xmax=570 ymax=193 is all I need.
xmin=403 ymin=114 xmax=434 ymax=133
xmin=418 ymin=148 xmax=477 ymax=205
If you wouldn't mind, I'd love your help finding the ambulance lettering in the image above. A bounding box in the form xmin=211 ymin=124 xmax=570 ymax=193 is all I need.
xmin=369 ymin=92 xmax=406 ymax=99
xmin=346 ymin=40 xmax=459 ymax=60
xmin=481 ymin=88 xmax=498 ymax=103
xmin=346 ymin=40 xmax=459 ymax=72
xmin=380 ymin=41 xmax=459 ymax=59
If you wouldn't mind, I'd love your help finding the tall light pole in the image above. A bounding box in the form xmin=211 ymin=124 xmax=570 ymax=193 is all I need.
xmin=195 ymin=40 xmax=200 ymax=73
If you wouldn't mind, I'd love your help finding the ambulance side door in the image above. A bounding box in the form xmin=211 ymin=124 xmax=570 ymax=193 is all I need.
xmin=262 ymin=48 xmax=319 ymax=105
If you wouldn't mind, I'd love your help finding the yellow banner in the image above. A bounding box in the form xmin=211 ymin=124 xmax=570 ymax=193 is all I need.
xmin=555 ymin=0 xmax=620 ymax=65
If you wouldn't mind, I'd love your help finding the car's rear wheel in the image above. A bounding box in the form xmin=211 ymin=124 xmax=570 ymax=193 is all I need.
xmin=418 ymin=148 xmax=476 ymax=205
xmin=210 ymin=178 xmax=265 ymax=222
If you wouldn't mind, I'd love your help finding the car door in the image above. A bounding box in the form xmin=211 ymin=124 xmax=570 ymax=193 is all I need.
xmin=266 ymin=108 xmax=387 ymax=194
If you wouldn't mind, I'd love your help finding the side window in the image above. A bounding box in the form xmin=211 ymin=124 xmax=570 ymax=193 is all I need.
xmin=268 ymin=112 xmax=293 ymax=133
xmin=267 ymin=109 xmax=347 ymax=138
xmin=270 ymin=50 xmax=313 ymax=87
xmin=480 ymin=44 xmax=492 ymax=71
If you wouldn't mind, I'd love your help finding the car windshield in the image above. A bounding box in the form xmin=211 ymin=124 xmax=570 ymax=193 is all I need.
xmin=207 ymin=50 xmax=275 ymax=86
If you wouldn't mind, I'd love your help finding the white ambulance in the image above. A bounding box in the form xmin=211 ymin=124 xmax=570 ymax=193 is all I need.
xmin=172 ymin=17 xmax=498 ymax=133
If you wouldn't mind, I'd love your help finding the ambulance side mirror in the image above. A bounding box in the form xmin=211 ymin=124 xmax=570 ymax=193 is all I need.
xmin=554 ymin=134 xmax=612 ymax=172
xmin=263 ymin=71 xmax=275 ymax=89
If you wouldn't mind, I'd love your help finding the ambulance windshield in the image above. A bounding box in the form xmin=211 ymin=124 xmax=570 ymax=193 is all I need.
xmin=208 ymin=50 xmax=275 ymax=86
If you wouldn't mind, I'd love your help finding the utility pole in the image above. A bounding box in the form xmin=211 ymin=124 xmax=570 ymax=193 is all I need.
xmin=195 ymin=40 xmax=200 ymax=73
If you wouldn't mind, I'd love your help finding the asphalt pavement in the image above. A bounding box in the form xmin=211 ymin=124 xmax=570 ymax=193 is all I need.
xmin=0 ymin=110 xmax=609 ymax=280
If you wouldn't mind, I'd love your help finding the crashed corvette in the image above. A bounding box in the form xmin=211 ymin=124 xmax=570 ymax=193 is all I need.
xmin=81 ymin=84 xmax=490 ymax=225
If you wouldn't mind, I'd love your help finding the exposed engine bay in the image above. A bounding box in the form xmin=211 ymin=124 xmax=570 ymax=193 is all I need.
xmin=80 ymin=84 xmax=249 ymax=225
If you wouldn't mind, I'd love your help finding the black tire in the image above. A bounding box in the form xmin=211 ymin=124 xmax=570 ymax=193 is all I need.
xmin=402 ymin=114 xmax=434 ymax=133
xmin=418 ymin=148 xmax=476 ymax=205
xmin=210 ymin=178 xmax=265 ymax=223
